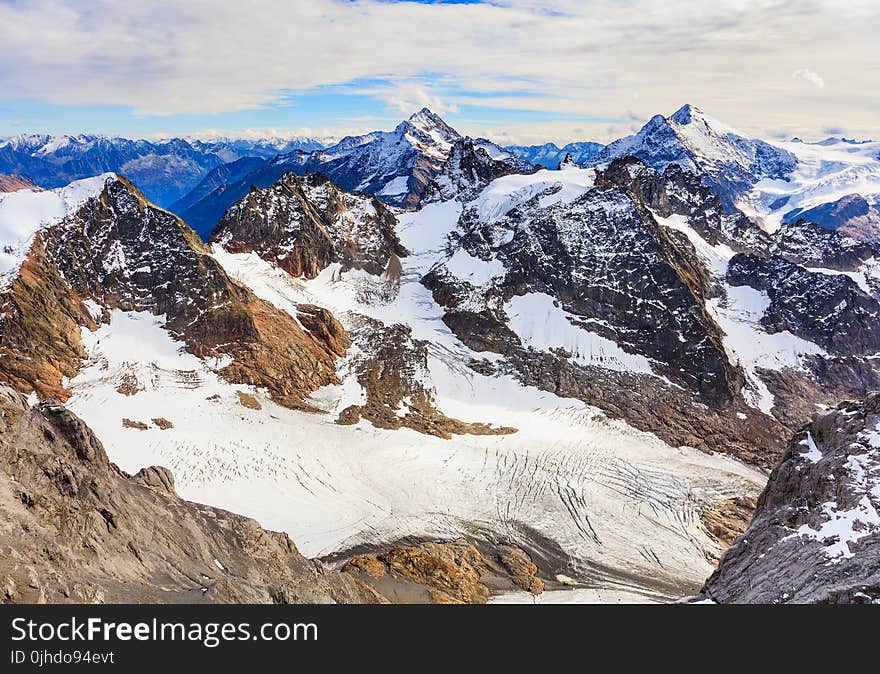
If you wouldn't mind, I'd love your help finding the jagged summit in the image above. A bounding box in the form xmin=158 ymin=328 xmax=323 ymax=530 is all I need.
xmin=405 ymin=107 xmax=458 ymax=135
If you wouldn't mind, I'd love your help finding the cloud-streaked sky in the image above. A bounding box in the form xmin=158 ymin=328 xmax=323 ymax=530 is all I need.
xmin=1 ymin=0 xmax=878 ymax=145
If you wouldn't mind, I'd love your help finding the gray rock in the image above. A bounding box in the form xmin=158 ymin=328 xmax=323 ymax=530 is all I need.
xmin=699 ymin=394 xmax=880 ymax=603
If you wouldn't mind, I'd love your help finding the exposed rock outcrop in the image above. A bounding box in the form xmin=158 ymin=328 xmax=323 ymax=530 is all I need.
xmin=342 ymin=538 xmax=543 ymax=604
xmin=423 ymin=139 xmax=519 ymax=203
xmin=727 ymin=253 xmax=880 ymax=355
xmin=337 ymin=317 xmax=516 ymax=438
xmin=699 ymin=394 xmax=880 ymax=603
xmin=0 ymin=173 xmax=38 ymax=192
xmin=211 ymin=172 xmax=405 ymax=277
xmin=0 ymin=388 xmax=384 ymax=604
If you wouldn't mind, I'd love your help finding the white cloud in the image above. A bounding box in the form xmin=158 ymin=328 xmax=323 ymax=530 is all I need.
xmin=0 ymin=1 xmax=877 ymax=142
xmin=792 ymin=69 xmax=825 ymax=89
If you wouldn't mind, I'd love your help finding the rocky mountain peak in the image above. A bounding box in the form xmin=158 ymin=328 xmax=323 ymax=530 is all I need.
xmin=0 ymin=174 xmax=350 ymax=407
xmin=590 ymin=104 xmax=797 ymax=209
xmin=669 ymin=103 xmax=713 ymax=127
xmin=423 ymin=138 xmax=519 ymax=202
xmin=669 ymin=103 xmax=698 ymax=125
xmin=397 ymin=108 xmax=461 ymax=157
xmin=211 ymin=171 xmax=405 ymax=278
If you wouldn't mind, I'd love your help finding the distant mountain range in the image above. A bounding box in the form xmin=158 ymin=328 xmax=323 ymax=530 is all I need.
xmin=0 ymin=134 xmax=325 ymax=207
xmin=170 ymin=108 xmax=531 ymax=238
xmin=505 ymin=141 xmax=604 ymax=169
xmin=4 ymin=103 xmax=880 ymax=244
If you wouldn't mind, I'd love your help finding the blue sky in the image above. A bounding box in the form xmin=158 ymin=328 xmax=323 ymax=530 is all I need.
xmin=1 ymin=1 xmax=878 ymax=144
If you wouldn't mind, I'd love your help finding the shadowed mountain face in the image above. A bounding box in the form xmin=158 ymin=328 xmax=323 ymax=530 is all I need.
xmin=784 ymin=194 xmax=880 ymax=241
xmin=506 ymin=141 xmax=604 ymax=169
xmin=0 ymin=135 xmax=324 ymax=208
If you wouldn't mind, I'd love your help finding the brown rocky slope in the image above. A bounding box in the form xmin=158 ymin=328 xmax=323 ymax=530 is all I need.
xmin=0 ymin=386 xmax=383 ymax=604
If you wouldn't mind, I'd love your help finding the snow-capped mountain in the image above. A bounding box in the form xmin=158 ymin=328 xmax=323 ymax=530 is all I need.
xmin=740 ymin=136 xmax=880 ymax=240
xmin=590 ymin=104 xmax=797 ymax=211
xmin=188 ymin=135 xmax=325 ymax=163
xmin=0 ymin=174 xmax=346 ymax=404
xmin=506 ymin=141 xmax=604 ymax=169
xmin=0 ymin=133 xmax=325 ymax=207
xmin=173 ymin=109 xmax=529 ymax=240
xmin=299 ymin=107 xmax=461 ymax=206
xmin=590 ymin=105 xmax=880 ymax=243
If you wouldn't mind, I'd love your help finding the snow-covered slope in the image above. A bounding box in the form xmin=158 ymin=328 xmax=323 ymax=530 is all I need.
xmin=0 ymin=173 xmax=114 ymax=287
xmin=739 ymin=137 xmax=880 ymax=239
xmin=5 ymin=152 xmax=879 ymax=604
xmin=55 ymin=165 xmax=769 ymax=601
xmin=590 ymin=104 xmax=796 ymax=210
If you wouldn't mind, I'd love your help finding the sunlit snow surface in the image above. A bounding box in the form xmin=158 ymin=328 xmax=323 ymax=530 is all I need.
xmin=0 ymin=174 xmax=114 ymax=286
xmin=66 ymin=170 xmax=766 ymax=602
xmin=741 ymin=137 xmax=880 ymax=233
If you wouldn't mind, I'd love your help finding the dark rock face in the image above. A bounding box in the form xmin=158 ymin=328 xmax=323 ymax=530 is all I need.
xmin=597 ymin=157 xmax=768 ymax=252
xmin=423 ymin=139 xmax=519 ymax=203
xmin=211 ymin=172 xmax=405 ymax=278
xmin=726 ymin=254 xmax=880 ymax=355
xmin=0 ymin=388 xmax=383 ymax=604
xmin=700 ymin=394 xmax=880 ymax=603
xmin=768 ymin=220 xmax=877 ymax=272
xmin=430 ymin=181 xmax=741 ymax=405
xmin=598 ymin=157 xmax=880 ymax=277
xmin=0 ymin=176 xmax=348 ymax=408
xmin=417 ymin=158 xmax=801 ymax=464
